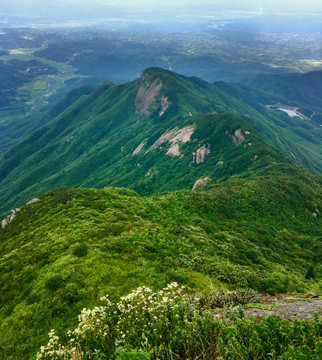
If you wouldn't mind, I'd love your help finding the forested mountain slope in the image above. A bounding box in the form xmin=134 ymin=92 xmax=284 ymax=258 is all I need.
xmin=0 ymin=165 xmax=320 ymax=358
xmin=0 ymin=68 xmax=321 ymax=216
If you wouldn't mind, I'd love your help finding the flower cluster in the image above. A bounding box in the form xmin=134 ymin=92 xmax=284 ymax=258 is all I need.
xmin=74 ymin=305 xmax=110 ymax=340
xmin=37 ymin=287 xmax=322 ymax=360
xmin=37 ymin=330 xmax=76 ymax=360
xmin=37 ymin=283 xmax=195 ymax=359
xmin=115 ymin=282 xmax=190 ymax=345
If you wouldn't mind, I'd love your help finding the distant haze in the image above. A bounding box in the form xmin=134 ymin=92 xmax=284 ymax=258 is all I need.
xmin=2 ymin=0 xmax=322 ymax=11
xmin=52 ymin=0 xmax=322 ymax=9
xmin=1 ymin=0 xmax=322 ymax=26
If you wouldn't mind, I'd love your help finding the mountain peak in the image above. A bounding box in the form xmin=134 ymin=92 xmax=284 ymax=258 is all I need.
xmin=135 ymin=68 xmax=172 ymax=116
xmin=140 ymin=67 xmax=171 ymax=79
xmin=0 ymin=68 xmax=320 ymax=216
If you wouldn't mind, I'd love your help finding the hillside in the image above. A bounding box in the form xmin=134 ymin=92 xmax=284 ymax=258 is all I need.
xmin=0 ymin=165 xmax=321 ymax=359
xmin=0 ymin=67 xmax=321 ymax=216
xmin=239 ymin=70 xmax=322 ymax=124
xmin=0 ymin=82 xmax=100 ymax=154
xmin=240 ymin=70 xmax=322 ymax=107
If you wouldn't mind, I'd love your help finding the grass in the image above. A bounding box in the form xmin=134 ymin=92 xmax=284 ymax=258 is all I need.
xmin=0 ymin=67 xmax=320 ymax=359
xmin=1 ymin=67 xmax=321 ymax=218
xmin=0 ymin=165 xmax=320 ymax=358
xmin=244 ymin=302 xmax=280 ymax=310
xmin=34 ymin=56 xmax=75 ymax=74
xmin=35 ymin=283 xmax=322 ymax=360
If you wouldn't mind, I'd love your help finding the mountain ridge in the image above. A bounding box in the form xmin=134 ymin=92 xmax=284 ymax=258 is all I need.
xmin=0 ymin=164 xmax=321 ymax=358
xmin=0 ymin=67 xmax=321 ymax=216
xmin=0 ymin=67 xmax=321 ymax=359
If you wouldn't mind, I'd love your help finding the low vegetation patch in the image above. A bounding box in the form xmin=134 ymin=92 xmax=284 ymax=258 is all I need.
xmin=37 ymin=283 xmax=321 ymax=360
xmin=0 ymin=168 xmax=320 ymax=358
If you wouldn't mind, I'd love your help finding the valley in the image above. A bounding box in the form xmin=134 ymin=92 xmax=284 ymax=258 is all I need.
xmin=0 ymin=67 xmax=321 ymax=218
xmin=266 ymin=104 xmax=311 ymax=121
xmin=0 ymin=65 xmax=320 ymax=359
xmin=1 ymin=19 xmax=321 ymax=154
xmin=0 ymin=5 xmax=321 ymax=360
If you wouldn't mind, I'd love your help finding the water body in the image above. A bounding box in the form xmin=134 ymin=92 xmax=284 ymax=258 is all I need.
xmin=277 ymin=108 xmax=298 ymax=117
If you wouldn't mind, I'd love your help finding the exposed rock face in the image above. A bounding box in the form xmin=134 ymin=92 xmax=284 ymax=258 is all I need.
xmin=192 ymin=176 xmax=211 ymax=190
xmin=151 ymin=128 xmax=178 ymax=150
xmin=230 ymin=129 xmax=245 ymax=145
xmin=1 ymin=198 xmax=39 ymax=228
xmin=26 ymin=198 xmax=40 ymax=205
xmin=166 ymin=143 xmax=182 ymax=158
xmin=150 ymin=126 xmax=194 ymax=158
xmin=145 ymin=169 xmax=151 ymax=177
xmin=195 ymin=145 xmax=211 ymax=164
xmin=2 ymin=208 xmax=20 ymax=228
xmin=135 ymin=78 xmax=163 ymax=116
xmin=245 ymin=297 xmax=322 ymax=320
xmin=216 ymin=160 xmax=224 ymax=166
xmin=165 ymin=127 xmax=195 ymax=158
xmin=170 ymin=127 xmax=194 ymax=143
xmin=251 ymin=155 xmax=258 ymax=161
xmin=133 ymin=141 xmax=146 ymax=155
xmin=159 ymin=96 xmax=171 ymax=117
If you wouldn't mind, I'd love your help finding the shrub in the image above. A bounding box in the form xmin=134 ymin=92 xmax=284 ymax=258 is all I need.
xmin=225 ymin=305 xmax=244 ymax=320
xmin=116 ymin=347 xmax=150 ymax=360
xmin=73 ymin=243 xmax=88 ymax=258
xmin=200 ymin=288 xmax=261 ymax=309
xmin=37 ymin=284 xmax=321 ymax=360
xmin=45 ymin=275 xmax=64 ymax=292
xmin=305 ymin=265 xmax=315 ymax=280
xmin=52 ymin=188 xmax=74 ymax=206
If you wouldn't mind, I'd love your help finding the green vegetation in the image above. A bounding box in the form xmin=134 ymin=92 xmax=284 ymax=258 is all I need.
xmin=241 ymin=71 xmax=322 ymax=113
xmin=0 ymin=44 xmax=102 ymax=154
xmin=199 ymin=288 xmax=261 ymax=309
xmin=1 ymin=25 xmax=321 ymax=154
xmin=36 ymin=284 xmax=321 ymax=360
xmin=1 ymin=68 xmax=321 ymax=216
xmin=0 ymin=165 xmax=320 ymax=358
xmin=0 ymin=25 xmax=321 ymax=360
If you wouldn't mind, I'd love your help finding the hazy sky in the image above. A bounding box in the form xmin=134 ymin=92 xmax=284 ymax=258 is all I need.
xmin=67 ymin=0 xmax=319 ymax=9
xmin=55 ymin=0 xmax=321 ymax=6
xmin=2 ymin=0 xmax=322 ymax=22
xmin=2 ymin=0 xmax=322 ymax=9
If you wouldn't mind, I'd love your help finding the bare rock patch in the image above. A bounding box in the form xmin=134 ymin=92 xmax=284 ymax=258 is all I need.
xmin=165 ymin=126 xmax=194 ymax=158
xmin=2 ymin=208 xmax=20 ymax=228
xmin=159 ymin=96 xmax=171 ymax=117
xmin=1 ymin=197 xmax=40 ymax=228
xmin=166 ymin=143 xmax=182 ymax=158
xmin=133 ymin=141 xmax=146 ymax=155
xmin=230 ymin=129 xmax=245 ymax=145
xmin=194 ymin=145 xmax=211 ymax=164
xmin=149 ymin=126 xmax=194 ymax=157
xmin=192 ymin=176 xmax=211 ymax=190
xmin=151 ymin=128 xmax=179 ymax=150
xmin=170 ymin=127 xmax=194 ymax=144
xmin=135 ymin=78 xmax=163 ymax=116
